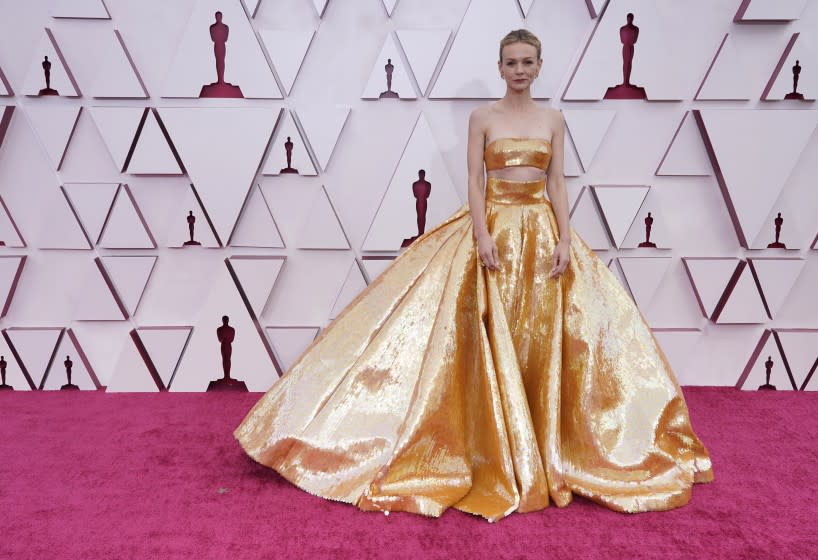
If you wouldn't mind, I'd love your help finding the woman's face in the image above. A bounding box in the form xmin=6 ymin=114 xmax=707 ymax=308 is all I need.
xmin=498 ymin=42 xmax=541 ymax=91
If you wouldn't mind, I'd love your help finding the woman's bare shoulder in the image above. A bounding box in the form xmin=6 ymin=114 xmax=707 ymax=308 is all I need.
xmin=542 ymin=105 xmax=564 ymax=123
xmin=468 ymin=104 xmax=496 ymax=136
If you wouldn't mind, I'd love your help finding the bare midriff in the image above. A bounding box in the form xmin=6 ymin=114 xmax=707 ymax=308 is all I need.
xmin=486 ymin=166 xmax=547 ymax=182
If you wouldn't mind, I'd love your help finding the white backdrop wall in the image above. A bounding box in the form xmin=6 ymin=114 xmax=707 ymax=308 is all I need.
xmin=0 ymin=0 xmax=816 ymax=392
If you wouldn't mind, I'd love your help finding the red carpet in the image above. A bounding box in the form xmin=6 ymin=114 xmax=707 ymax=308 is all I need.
xmin=2 ymin=387 xmax=816 ymax=559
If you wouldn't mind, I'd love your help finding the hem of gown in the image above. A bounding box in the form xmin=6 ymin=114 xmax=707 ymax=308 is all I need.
xmin=236 ymin=430 xmax=715 ymax=522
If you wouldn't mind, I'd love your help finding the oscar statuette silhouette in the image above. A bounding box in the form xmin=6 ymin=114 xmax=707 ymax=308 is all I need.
xmin=784 ymin=60 xmax=804 ymax=100
xmin=207 ymin=316 xmax=248 ymax=391
xmin=199 ymin=11 xmax=244 ymax=98
xmin=0 ymin=355 xmax=12 ymax=391
xmin=38 ymin=55 xmax=58 ymax=96
xmin=637 ymin=211 xmax=656 ymax=247
xmin=379 ymin=58 xmax=399 ymax=98
xmin=60 ymin=355 xmax=79 ymax=390
xmin=758 ymin=355 xmax=777 ymax=390
xmin=401 ymin=170 xmax=431 ymax=248
xmin=767 ymin=212 xmax=786 ymax=249
xmin=183 ymin=210 xmax=202 ymax=246
xmin=604 ymin=13 xmax=647 ymax=100
xmin=279 ymin=136 xmax=299 ymax=174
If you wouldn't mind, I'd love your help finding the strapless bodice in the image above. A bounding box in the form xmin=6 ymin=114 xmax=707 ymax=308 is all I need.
xmin=484 ymin=137 xmax=552 ymax=172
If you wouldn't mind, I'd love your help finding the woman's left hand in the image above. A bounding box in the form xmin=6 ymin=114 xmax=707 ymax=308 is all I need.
xmin=548 ymin=239 xmax=570 ymax=279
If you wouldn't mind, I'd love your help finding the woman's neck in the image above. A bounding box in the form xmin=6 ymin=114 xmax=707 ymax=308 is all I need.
xmin=498 ymin=89 xmax=536 ymax=112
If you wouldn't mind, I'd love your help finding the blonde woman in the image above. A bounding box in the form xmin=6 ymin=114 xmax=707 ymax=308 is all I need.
xmin=234 ymin=29 xmax=713 ymax=523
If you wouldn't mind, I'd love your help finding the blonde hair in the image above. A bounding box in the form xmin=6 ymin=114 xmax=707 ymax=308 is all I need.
xmin=499 ymin=29 xmax=542 ymax=62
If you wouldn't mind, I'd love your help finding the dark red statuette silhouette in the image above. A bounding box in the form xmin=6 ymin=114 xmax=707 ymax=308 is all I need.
xmin=604 ymin=13 xmax=647 ymax=100
xmin=61 ymin=355 xmax=79 ymax=391
xmin=401 ymin=169 xmax=432 ymax=248
xmin=0 ymin=355 xmax=12 ymax=391
xmin=38 ymin=55 xmax=59 ymax=96
xmin=279 ymin=136 xmax=299 ymax=174
xmin=767 ymin=212 xmax=786 ymax=248
xmin=759 ymin=355 xmax=777 ymax=390
xmin=638 ymin=211 xmax=656 ymax=247
xmin=207 ymin=315 xmax=248 ymax=391
xmin=379 ymin=58 xmax=399 ymax=99
xmin=785 ymin=60 xmax=804 ymax=100
xmin=183 ymin=210 xmax=202 ymax=246
xmin=199 ymin=11 xmax=244 ymax=98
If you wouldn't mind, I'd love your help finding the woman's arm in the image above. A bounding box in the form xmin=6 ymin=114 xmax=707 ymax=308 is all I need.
xmin=466 ymin=107 xmax=499 ymax=270
xmin=545 ymin=109 xmax=571 ymax=277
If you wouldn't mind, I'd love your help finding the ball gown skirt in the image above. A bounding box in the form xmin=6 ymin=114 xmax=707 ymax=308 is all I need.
xmin=233 ymin=175 xmax=714 ymax=522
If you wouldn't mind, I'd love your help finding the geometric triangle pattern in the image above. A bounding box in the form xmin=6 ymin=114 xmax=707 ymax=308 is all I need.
xmin=42 ymin=329 xmax=101 ymax=390
xmin=431 ymin=0 xmax=550 ymax=99
xmin=106 ymin=331 xmax=162 ymax=392
xmin=266 ymin=326 xmax=320 ymax=373
xmin=88 ymin=107 xmax=145 ymax=172
xmin=257 ymin=29 xmax=315 ymax=96
xmin=62 ymin=182 xmax=120 ymax=245
xmin=695 ymin=109 xmax=818 ymax=248
xmin=50 ymin=0 xmax=111 ymax=19
xmin=73 ymin=257 xmax=127 ymax=320
xmin=21 ymin=29 xmax=81 ymax=97
xmin=296 ymin=184 xmax=350 ymax=250
xmin=98 ymin=184 xmax=157 ymax=249
xmin=746 ymin=257 xmax=806 ymax=320
xmin=329 ymin=258 xmax=367 ymax=320
xmin=136 ymin=326 xmax=193 ymax=390
xmin=695 ymin=34 xmax=754 ymax=101
xmin=167 ymin=185 xmax=221 ymax=249
xmin=361 ymin=33 xmax=417 ymax=100
xmin=311 ymin=0 xmax=330 ymax=17
xmin=160 ymin=107 xmax=277 ymax=242
xmin=262 ymin=109 xmax=317 ymax=176
xmin=394 ymin=29 xmax=450 ymax=96
xmin=126 ymin=110 xmax=182 ymax=175
xmin=89 ymin=30 xmax=148 ymax=99
xmin=228 ymin=255 xmax=285 ymax=317
xmin=3 ymin=327 xmax=64 ymax=389
xmin=681 ymin=257 xmax=743 ymax=321
xmin=563 ymin=110 xmax=615 ymax=172
xmin=591 ymin=185 xmax=649 ymax=249
xmin=564 ymin=1 xmax=718 ymax=100
xmin=0 ymin=332 xmax=32 ymax=390
xmin=569 ymin=186 xmax=610 ymax=251
xmin=617 ymin=257 xmax=673 ymax=311
xmin=362 ymin=113 xmax=462 ymax=251
xmin=171 ymin=259 xmax=278 ymax=390
xmin=736 ymin=329 xmax=796 ymax=391
xmin=0 ymin=195 xmax=26 ymax=248
xmin=0 ymin=256 xmax=26 ymax=318
xmin=734 ymin=0 xmax=808 ymax=23
xmin=774 ymin=329 xmax=818 ymax=390
xmin=38 ymin=188 xmax=93 ymax=250
xmin=230 ymin=185 xmax=285 ymax=248
xmin=24 ymin=105 xmax=81 ymax=169
xmin=293 ymin=105 xmax=350 ymax=172
xmin=161 ymin=0 xmax=281 ymax=98
xmin=762 ymin=32 xmax=817 ymax=101
xmin=99 ymin=255 xmax=157 ymax=317
xmin=655 ymin=111 xmax=712 ymax=176
xmin=381 ymin=0 xmax=400 ymax=17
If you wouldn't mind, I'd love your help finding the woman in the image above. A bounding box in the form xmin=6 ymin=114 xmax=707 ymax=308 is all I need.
xmin=234 ymin=29 xmax=713 ymax=523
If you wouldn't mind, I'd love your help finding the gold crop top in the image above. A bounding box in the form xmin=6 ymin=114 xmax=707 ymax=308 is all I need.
xmin=484 ymin=137 xmax=552 ymax=172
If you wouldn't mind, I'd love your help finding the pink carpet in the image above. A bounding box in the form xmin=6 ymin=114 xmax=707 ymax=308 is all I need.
xmin=2 ymin=387 xmax=816 ymax=559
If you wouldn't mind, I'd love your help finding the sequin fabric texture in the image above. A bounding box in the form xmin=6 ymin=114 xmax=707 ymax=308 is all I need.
xmin=234 ymin=137 xmax=714 ymax=522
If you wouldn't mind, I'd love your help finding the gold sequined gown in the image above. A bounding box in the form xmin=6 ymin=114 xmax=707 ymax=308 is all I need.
xmin=234 ymin=137 xmax=713 ymax=521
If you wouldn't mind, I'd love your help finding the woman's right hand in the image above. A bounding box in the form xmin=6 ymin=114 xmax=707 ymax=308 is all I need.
xmin=477 ymin=232 xmax=500 ymax=271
